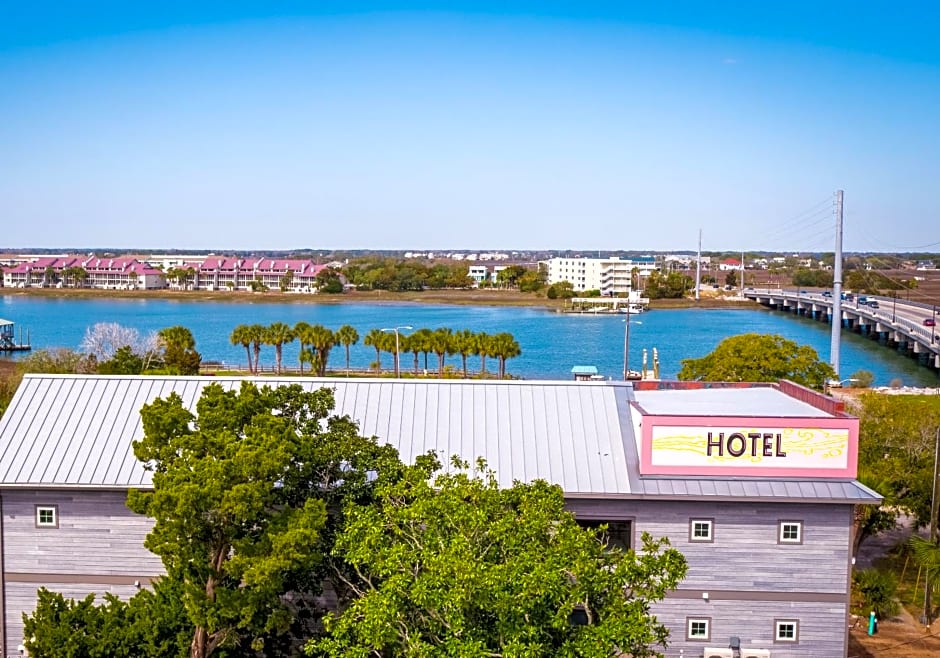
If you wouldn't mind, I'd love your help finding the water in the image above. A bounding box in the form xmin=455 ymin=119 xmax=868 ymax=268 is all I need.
xmin=1 ymin=296 xmax=938 ymax=387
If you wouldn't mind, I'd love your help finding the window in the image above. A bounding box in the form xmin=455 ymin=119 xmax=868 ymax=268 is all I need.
xmin=689 ymin=518 xmax=714 ymax=542
xmin=577 ymin=520 xmax=632 ymax=551
xmin=778 ymin=520 xmax=803 ymax=544
xmin=686 ymin=617 xmax=711 ymax=641
xmin=35 ymin=505 xmax=58 ymax=528
xmin=774 ymin=619 xmax=799 ymax=643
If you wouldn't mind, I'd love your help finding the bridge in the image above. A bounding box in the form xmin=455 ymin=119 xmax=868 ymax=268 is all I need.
xmin=742 ymin=289 xmax=940 ymax=372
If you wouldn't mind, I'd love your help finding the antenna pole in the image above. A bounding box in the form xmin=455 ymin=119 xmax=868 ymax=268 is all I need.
xmin=695 ymin=229 xmax=702 ymax=301
xmin=830 ymin=190 xmax=844 ymax=377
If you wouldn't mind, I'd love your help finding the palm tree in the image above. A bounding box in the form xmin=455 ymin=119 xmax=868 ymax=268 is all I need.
xmin=402 ymin=333 xmax=421 ymax=376
xmin=265 ymin=322 xmax=296 ymax=375
xmin=364 ymin=328 xmax=385 ymax=373
xmin=430 ymin=328 xmax=453 ymax=376
xmin=453 ymin=329 xmax=478 ymax=378
xmin=491 ymin=332 xmax=521 ymax=379
xmin=476 ymin=331 xmax=492 ymax=377
xmin=308 ymin=325 xmax=335 ymax=377
xmin=299 ymin=347 xmax=320 ymax=377
xmin=335 ymin=325 xmax=359 ymax=376
xmin=248 ymin=323 xmax=267 ymax=373
xmin=294 ymin=322 xmax=313 ymax=374
xmin=230 ymin=325 xmax=254 ymax=373
xmin=409 ymin=328 xmax=433 ymax=374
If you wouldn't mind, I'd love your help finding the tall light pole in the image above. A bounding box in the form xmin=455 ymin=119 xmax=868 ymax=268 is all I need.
xmin=382 ymin=326 xmax=412 ymax=378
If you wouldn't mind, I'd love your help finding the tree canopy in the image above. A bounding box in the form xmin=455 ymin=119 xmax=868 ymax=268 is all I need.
xmin=677 ymin=333 xmax=836 ymax=390
xmin=309 ymin=457 xmax=687 ymax=658
xmin=127 ymin=381 xmax=402 ymax=657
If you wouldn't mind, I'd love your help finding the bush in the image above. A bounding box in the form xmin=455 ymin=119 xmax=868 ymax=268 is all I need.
xmin=849 ymin=370 xmax=875 ymax=389
xmin=853 ymin=569 xmax=900 ymax=619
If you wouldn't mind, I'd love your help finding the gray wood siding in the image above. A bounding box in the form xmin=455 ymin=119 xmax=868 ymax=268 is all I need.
xmin=568 ymin=499 xmax=852 ymax=593
xmin=653 ymin=598 xmax=848 ymax=658
xmin=1 ymin=489 xmax=163 ymax=656
xmin=2 ymin=490 xmax=162 ymax=576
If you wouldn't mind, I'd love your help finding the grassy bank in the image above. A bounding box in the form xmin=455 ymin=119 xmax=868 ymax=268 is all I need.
xmin=1 ymin=286 xmax=761 ymax=310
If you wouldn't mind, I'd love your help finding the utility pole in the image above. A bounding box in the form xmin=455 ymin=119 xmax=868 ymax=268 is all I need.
xmin=830 ymin=190 xmax=844 ymax=377
xmin=695 ymin=229 xmax=702 ymax=301
xmin=739 ymin=250 xmax=745 ymax=297
xmin=925 ymin=427 xmax=940 ymax=628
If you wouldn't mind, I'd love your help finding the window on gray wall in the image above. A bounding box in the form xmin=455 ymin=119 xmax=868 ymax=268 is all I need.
xmin=686 ymin=617 xmax=711 ymax=641
xmin=774 ymin=619 xmax=799 ymax=643
xmin=689 ymin=518 xmax=714 ymax=542
xmin=778 ymin=520 xmax=803 ymax=544
xmin=577 ymin=520 xmax=632 ymax=551
xmin=35 ymin=505 xmax=58 ymax=528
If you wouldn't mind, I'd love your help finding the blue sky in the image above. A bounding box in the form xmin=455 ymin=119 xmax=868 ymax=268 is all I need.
xmin=1 ymin=2 xmax=938 ymax=253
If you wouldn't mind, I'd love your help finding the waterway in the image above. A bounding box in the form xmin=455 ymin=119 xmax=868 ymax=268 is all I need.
xmin=1 ymin=296 xmax=938 ymax=386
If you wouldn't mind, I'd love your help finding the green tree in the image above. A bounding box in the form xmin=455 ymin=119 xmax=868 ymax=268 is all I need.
xmin=364 ymin=328 xmax=386 ymax=373
xmin=264 ymin=322 xmax=295 ymax=375
xmin=856 ymin=393 xmax=940 ymax=529
xmin=308 ymin=456 xmax=687 ymax=658
xmin=410 ymin=327 xmax=434 ymax=373
xmin=490 ymin=332 xmax=521 ymax=379
xmin=677 ymin=333 xmax=836 ymax=390
xmin=335 ymin=325 xmax=359 ymax=376
xmin=476 ymin=331 xmax=493 ymax=376
xmin=452 ymin=329 xmax=478 ymax=378
xmin=128 ymin=382 xmax=403 ymax=658
xmin=294 ymin=322 xmax=313 ymax=374
xmin=98 ymin=345 xmax=145 ymax=375
xmin=315 ymin=268 xmax=344 ymax=294
xmin=430 ymin=327 xmax=454 ymax=376
xmin=308 ymin=324 xmax=335 ymax=377
xmin=229 ymin=325 xmax=254 ymax=374
xmin=247 ymin=324 xmax=266 ymax=374
xmin=23 ymin=578 xmax=192 ymax=658
xmin=159 ymin=326 xmax=201 ymax=376
xmin=279 ymin=269 xmax=294 ymax=292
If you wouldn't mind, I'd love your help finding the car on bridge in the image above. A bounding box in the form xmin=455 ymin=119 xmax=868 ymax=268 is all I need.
xmin=925 ymin=318 xmax=937 ymax=327
xmin=867 ymin=301 xmax=879 ymax=309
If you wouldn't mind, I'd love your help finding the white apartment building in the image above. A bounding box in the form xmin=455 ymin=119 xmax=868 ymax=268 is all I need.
xmin=540 ymin=256 xmax=658 ymax=295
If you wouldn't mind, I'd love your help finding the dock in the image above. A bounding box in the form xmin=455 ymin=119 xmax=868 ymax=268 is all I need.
xmin=0 ymin=319 xmax=31 ymax=352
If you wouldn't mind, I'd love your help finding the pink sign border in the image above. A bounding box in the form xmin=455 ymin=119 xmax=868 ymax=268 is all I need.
xmin=639 ymin=414 xmax=858 ymax=478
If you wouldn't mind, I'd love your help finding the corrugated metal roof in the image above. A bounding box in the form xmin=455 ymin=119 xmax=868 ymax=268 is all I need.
xmin=0 ymin=376 xmax=632 ymax=496
xmin=0 ymin=375 xmax=881 ymax=504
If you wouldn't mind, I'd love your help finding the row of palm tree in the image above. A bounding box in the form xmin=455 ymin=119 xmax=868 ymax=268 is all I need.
xmin=229 ymin=324 xmax=521 ymax=379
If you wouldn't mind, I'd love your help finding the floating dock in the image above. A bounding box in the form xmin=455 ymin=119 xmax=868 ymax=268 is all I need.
xmin=0 ymin=319 xmax=31 ymax=352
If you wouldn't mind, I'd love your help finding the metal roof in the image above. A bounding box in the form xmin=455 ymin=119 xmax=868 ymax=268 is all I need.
xmin=0 ymin=376 xmax=632 ymax=496
xmin=633 ymin=387 xmax=834 ymax=418
xmin=0 ymin=375 xmax=880 ymax=504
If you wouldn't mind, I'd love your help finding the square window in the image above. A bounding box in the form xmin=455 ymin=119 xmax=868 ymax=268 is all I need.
xmin=686 ymin=617 xmax=711 ymax=641
xmin=578 ymin=520 xmax=632 ymax=551
xmin=774 ymin=619 xmax=799 ymax=643
xmin=778 ymin=521 xmax=803 ymax=544
xmin=35 ymin=505 xmax=58 ymax=528
xmin=689 ymin=518 xmax=714 ymax=542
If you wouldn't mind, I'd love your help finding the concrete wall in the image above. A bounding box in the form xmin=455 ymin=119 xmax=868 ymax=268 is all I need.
xmin=0 ymin=489 xmax=161 ymax=656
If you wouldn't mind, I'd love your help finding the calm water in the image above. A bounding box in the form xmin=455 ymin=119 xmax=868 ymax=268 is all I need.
xmin=1 ymin=296 xmax=938 ymax=387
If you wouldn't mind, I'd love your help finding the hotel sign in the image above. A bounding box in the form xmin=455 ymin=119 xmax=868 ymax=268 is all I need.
xmin=639 ymin=415 xmax=858 ymax=478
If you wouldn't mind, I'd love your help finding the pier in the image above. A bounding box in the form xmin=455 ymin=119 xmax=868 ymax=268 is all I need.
xmin=0 ymin=319 xmax=31 ymax=352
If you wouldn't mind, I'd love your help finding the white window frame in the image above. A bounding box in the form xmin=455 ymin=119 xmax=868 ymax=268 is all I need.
xmin=778 ymin=520 xmax=803 ymax=544
xmin=774 ymin=619 xmax=799 ymax=643
xmin=35 ymin=505 xmax=58 ymax=528
xmin=689 ymin=518 xmax=714 ymax=543
xmin=686 ymin=617 xmax=711 ymax=641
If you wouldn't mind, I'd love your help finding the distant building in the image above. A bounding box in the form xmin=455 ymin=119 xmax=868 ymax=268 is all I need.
xmin=718 ymin=258 xmax=741 ymax=271
xmin=2 ymin=256 xmax=165 ymax=290
xmin=540 ymin=256 xmax=658 ymax=295
xmin=468 ymin=265 xmax=489 ymax=284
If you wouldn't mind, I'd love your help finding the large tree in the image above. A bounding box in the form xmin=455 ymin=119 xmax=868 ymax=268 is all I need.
xmin=309 ymin=457 xmax=687 ymax=658
xmin=264 ymin=322 xmax=295 ymax=375
xmin=158 ymin=326 xmax=202 ymax=375
xmin=128 ymin=382 xmax=403 ymax=658
xmin=229 ymin=325 xmax=254 ymax=374
xmin=677 ymin=333 xmax=835 ymax=390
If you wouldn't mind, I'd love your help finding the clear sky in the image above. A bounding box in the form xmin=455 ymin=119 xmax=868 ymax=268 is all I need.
xmin=2 ymin=1 xmax=938 ymax=253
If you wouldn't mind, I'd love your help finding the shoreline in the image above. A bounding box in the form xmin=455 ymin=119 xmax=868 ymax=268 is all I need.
xmin=0 ymin=287 xmax=761 ymax=311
